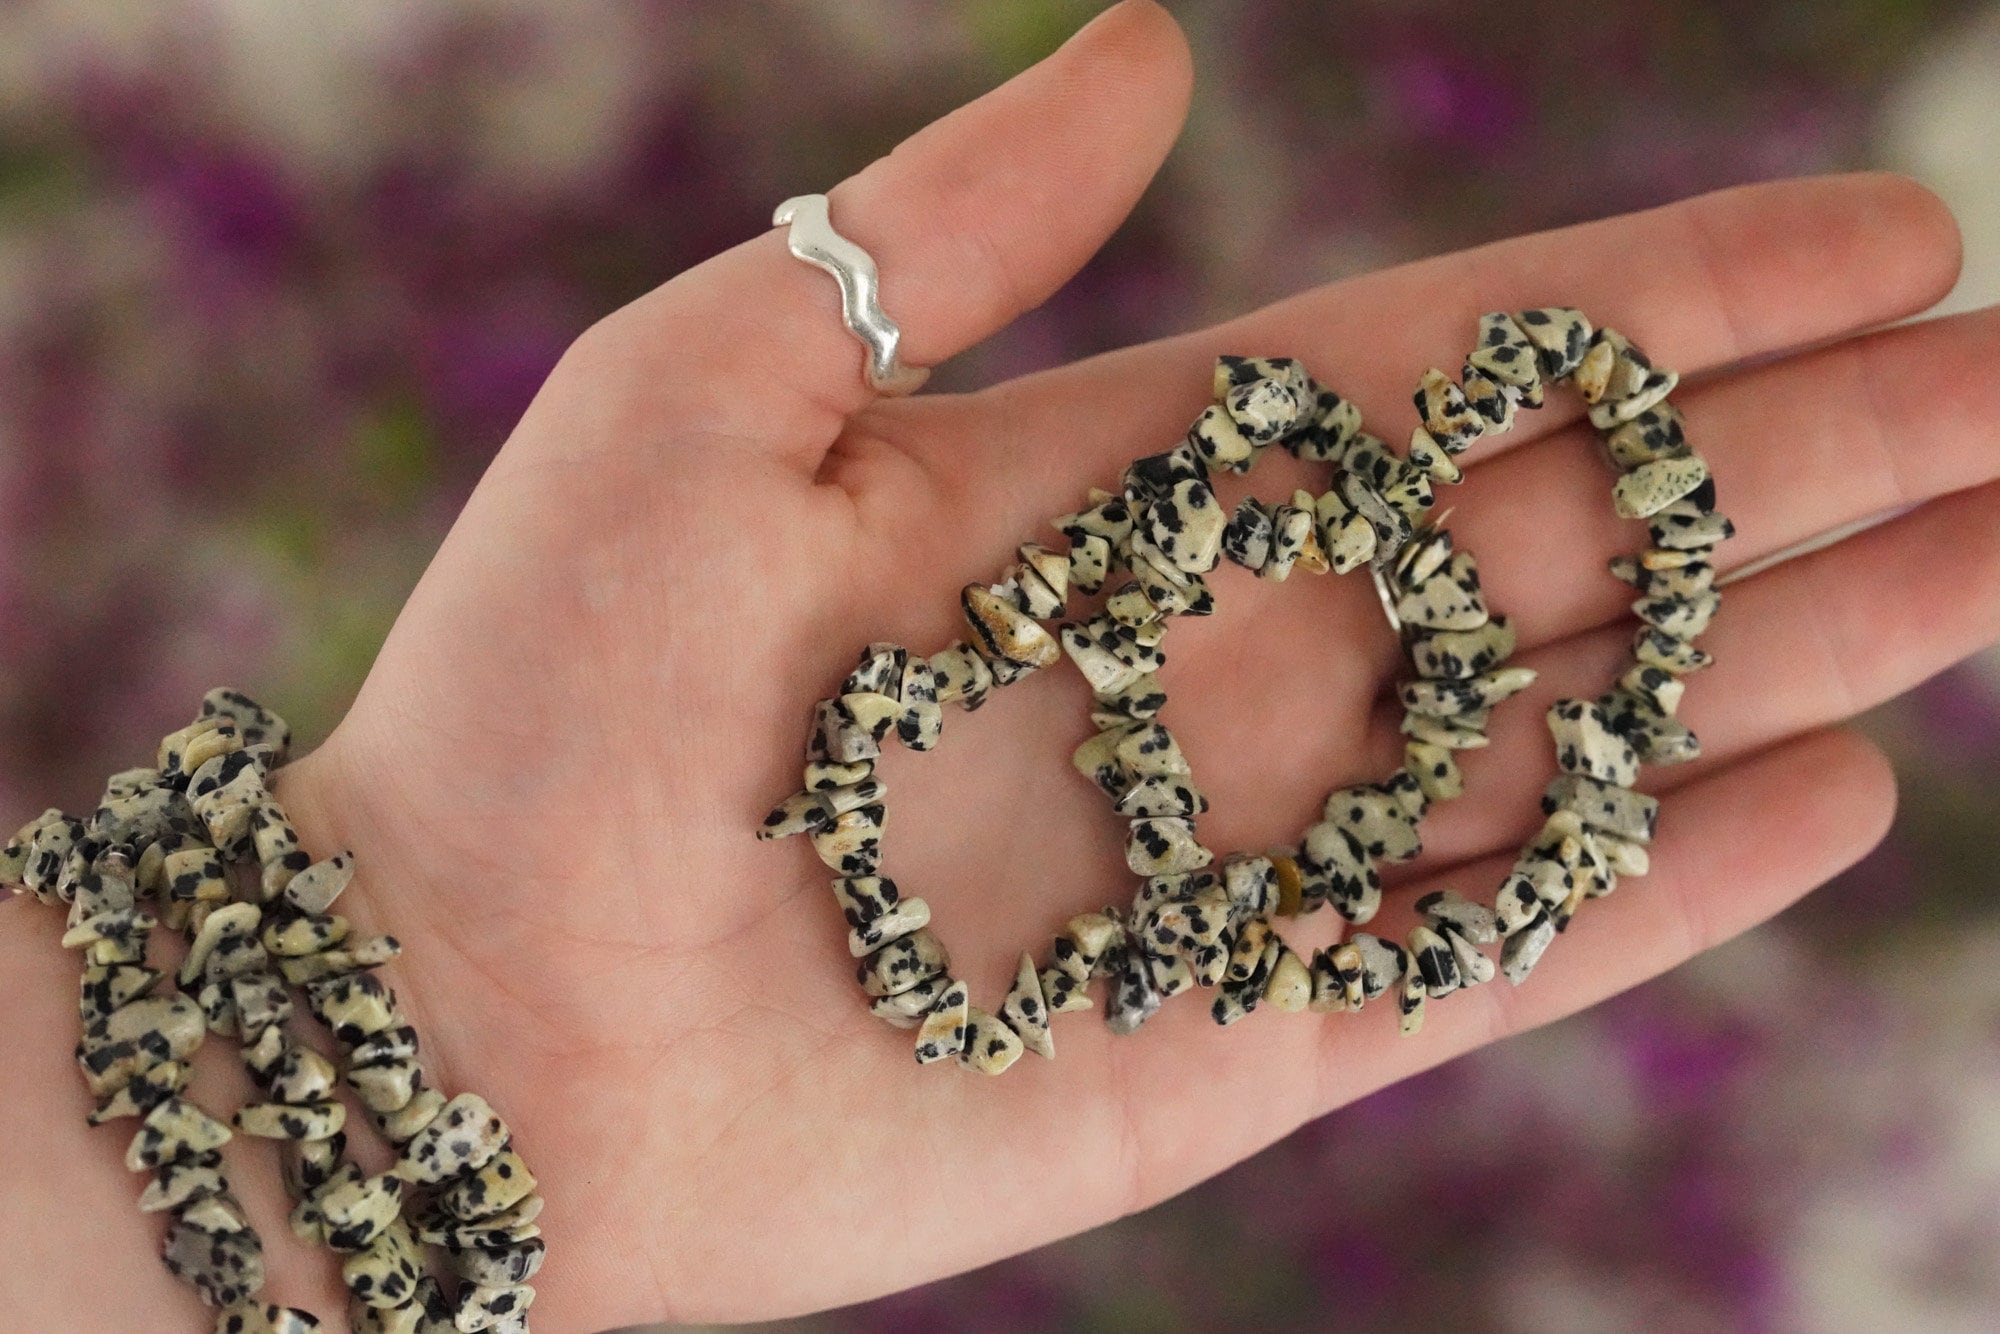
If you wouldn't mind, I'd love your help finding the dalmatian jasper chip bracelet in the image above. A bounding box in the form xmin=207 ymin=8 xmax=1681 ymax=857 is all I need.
xmin=4 ymin=691 xmax=545 ymax=1333
xmin=761 ymin=307 xmax=1731 ymax=1076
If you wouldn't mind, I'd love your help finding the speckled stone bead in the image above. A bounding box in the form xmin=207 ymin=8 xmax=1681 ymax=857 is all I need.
xmin=1143 ymin=478 xmax=1227 ymax=575
xmin=1297 ymin=821 xmax=1382 ymax=923
xmin=452 ymin=1284 xmax=534 ymax=1332
xmin=392 ymin=1094 xmax=508 ymax=1186
xmin=1511 ymin=306 xmax=1591 ymax=380
xmin=1037 ymin=965 xmax=1092 ymax=1014
xmin=1000 ymin=547 xmax=1066 ymax=621
xmin=1332 ymin=470 xmax=1408 ymax=561
xmin=125 ymin=1095 xmax=234 ymax=1171
xmin=1293 ymin=382 xmax=1363 ymax=462
xmin=1546 ymin=699 xmax=1641 ymax=786
xmin=1466 ymin=312 xmax=1545 ymax=404
xmin=440 ymin=1150 xmax=537 ymax=1223
xmin=177 ymin=901 xmax=258 ymax=986
xmin=914 ymin=978 xmax=970 ymax=1063
xmin=847 ymin=896 xmax=930 ymax=957
xmin=810 ymin=802 xmax=886 ymax=876
xmin=842 ymin=643 xmax=906 ymax=697
xmin=1613 ymin=454 xmax=1710 ymax=520
xmin=1065 ymin=532 xmax=1114 ymax=595
xmin=1129 ymin=555 xmax=1211 ymax=617
xmin=1000 ymin=952 xmax=1054 ymax=1059
xmin=1218 ymin=356 xmax=1308 ymax=443
xmin=1410 ymin=618 xmax=1517 ymax=681
xmin=79 ymin=961 xmax=163 ymax=1026
xmin=832 ymin=874 xmax=900 ymax=928
xmin=1648 ymin=493 xmax=1736 ymax=551
xmin=1403 ymin=429 xmax=1460 ymax=488
xmin=306 ymin=972 xmax=398 ymax=1044
xmin=1263 ymin=946 xmax=1313 ymax=1012
xmin=263 ymin=1045 xmax=339 ymax=1105
xmin=1394 ymin=551 xmax=1487 ymax=632
xmin=1112 ymin=775 xmax=1208 ymax=819
xmin=1415 ymin=890 xmax=1498 ymax=946
xmin=160 ymin=718 xmax=242 ymax=786
xmin=961 ymin=583 xmax=1062 ymax=670
xmin=1633 ymin=625 xmax=1714 ymax=675
xmin=353 ymin=1276 xmax=456 ymax=1334
xmin=958 ymin=1006 xmax=1026 ymax=1074
xmin=1636 ymin=588 xmax=1722 ymax=639
xmin=1060 ymin=621 xmax=1147 ymax=693
xmin=895 ymin=657 xmax=944 ymax=751
xmin=214 ymin=1303 xmax=324 ymax=1334
xmin=261 ymin=911 xmax=350 ymax=959
xmin=857 ymin=928 xmax=949 ymax=998
xmin=373 ymin=1087 xmax=447 ymax=1148
xmin=1311 ymin=489 xmax=1377 ymax=574
xmin=1323 ymin=785 xmax=1423 ymax=864
xmin=1407 ymin=924 xmax=1462 ymax=999
xmin=1104 ymin=945 xmax=1163 ymax=1035
xmin=236 ymin=1099 xmax=347 ymax=1142
xmin=1125 ymin=816 xmax=1210 ymax=876
xmin=140 ymin=1153 xmax=227 ymax=1213
xmin=757 ymin=790 xmax=831 ymax=840
xmin=1259 ymin=501 xmax=1316 ymax=582
xmin=1103 ymin=580 xmax=1161 ymax=628
xmin=349 ymin=1024 xmax=420 ymax=1069
xmin=1055 ymin=491 xmax=1135 ymax=550
xmin=442 ymin=1235 xmax=547 ymax=1290
xmin=1460 ymin=365 xmax=1518 ymax=432
xmin=1589 ymin=344 xmax=1677 ymax=429
xmin=87 ymin=994 xmax=209 ymax=1069
xmin=342 ymin=1217 xmax=424 ymax=1311
xmin=196 ymin=688 xmax=290 ymax=759
xmin=1404 ymin=741 xmax=1464 ymax=802
xmin=276 ymin=935 xmax=400 ymax=989
xmin=1399 ymin=666 xmax=1537 ymax=718
xmin=162 ymin=1205 xmax=265 ymax=1308
xmin=1500 ymin=909 xmax=1558 ymax=984
xmin=1090 ymin=672 xmax=1167 ymax=729
xmin=1444 ymin=924 xmax=1497 ymax=986
xmin=417 ymin=1193 xmax=544 ymax=1248
xmin=1414 ymin=368 xmax=1485 ymax=453
xmin=281 ymin=851 xmax=355 ymax=915
xmin=1187 ymin=403 xmax=1256 ymax=472
xmin=868 ymin=972 xmax=950 ymax=1025
xmin=1221 ymin=497 xmax=1275 ymax=571
xmin=311 ymin=1170 xmax=406 ymax=1252
xmin=349 ymin=1058 xmax=424 ymax=1114
xmin=1542 ymin=774 xmax=1660 ymax=844
xmin=1405 ymin=705 xmax=1491 ymax=751
xmin=229 ymin=972 xmax=294 ymax=1037
xmin=1603 ymin=402 xmax=1688 ymax=467
xmin=1308 ymin=943 xmax=1366 ymax=1013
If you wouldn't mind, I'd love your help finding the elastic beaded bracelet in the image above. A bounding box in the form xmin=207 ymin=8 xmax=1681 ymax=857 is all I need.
xmin=3 ymin=690 xmax=545 ymax=1333
xmin=759 ymin=307 xmax=1729 ymax=1071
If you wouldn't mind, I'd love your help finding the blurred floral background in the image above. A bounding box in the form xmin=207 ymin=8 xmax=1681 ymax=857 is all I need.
xmin=2 ymin=1 xmax=1997 ymax=1330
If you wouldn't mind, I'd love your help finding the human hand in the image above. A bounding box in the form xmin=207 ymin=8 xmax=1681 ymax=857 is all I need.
xmin=61 ymin=2 xmax=1980 ymax=1328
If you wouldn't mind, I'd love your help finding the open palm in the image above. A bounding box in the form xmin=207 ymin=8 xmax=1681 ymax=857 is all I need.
xmin=214 ymin=5 xmax=2000 ymax=1329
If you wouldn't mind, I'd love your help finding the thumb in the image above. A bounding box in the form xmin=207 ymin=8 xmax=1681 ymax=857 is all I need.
xmin=577 ymin=0 xmax=1194 ymax=471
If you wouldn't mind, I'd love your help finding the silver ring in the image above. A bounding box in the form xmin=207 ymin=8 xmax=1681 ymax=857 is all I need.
xmin=773 ymin=193 xmax=929 ymax=397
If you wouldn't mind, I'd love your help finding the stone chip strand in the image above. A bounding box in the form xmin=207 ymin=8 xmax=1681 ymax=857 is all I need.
xmin=759 ymin=314 xmax=1728 ymax=1064
xmin=6 ymin=688 xmax=545 ymax=1332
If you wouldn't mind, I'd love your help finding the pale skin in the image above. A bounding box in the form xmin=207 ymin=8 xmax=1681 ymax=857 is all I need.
xmin=3 ymin=3 xmax=1998 ymax=1329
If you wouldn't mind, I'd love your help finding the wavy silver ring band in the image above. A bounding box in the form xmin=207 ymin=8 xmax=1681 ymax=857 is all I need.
xmin=773 ymin=193 xmax=930 ymax=397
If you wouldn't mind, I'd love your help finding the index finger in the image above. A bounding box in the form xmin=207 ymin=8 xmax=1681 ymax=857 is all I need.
xmin=943 ymin=173 xmax=1961 ymax=501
